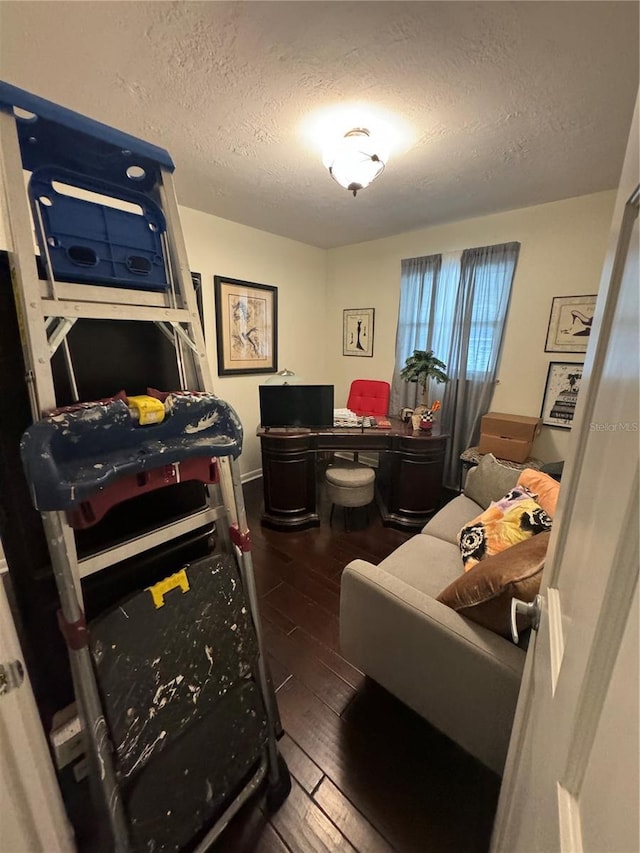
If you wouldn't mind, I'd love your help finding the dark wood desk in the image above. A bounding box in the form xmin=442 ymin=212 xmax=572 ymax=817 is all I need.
xmin=257 ymin=419 xmax=448 ymax=531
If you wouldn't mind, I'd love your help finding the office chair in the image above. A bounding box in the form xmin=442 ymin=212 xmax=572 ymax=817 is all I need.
xmin=346 ymin=379 xmax=390 ymax=417
xmin=344 ymin=379 xmax=390 ymax=463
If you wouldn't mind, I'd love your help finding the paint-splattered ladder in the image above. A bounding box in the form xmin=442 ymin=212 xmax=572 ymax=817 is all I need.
xmin=0 ymin=81 xmax=289 ymax=852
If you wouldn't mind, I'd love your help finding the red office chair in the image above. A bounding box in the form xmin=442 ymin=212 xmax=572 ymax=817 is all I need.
xmin=346 ymin=380 xmax=390 ymax=417
xmin=344 ymin=380 xmax=390 ymax=463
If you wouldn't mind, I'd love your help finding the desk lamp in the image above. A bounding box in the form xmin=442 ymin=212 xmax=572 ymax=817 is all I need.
xmin=262 ymin=368 xmax=304 ymax=385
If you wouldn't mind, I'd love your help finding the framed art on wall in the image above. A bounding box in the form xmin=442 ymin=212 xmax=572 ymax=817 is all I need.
xmin=213 ymin=276 xmax=278 ymax=376
xmin=343 ymin=308 xmax=374 ymax=357
xmin=191 ymin=272 xmax=204 ymax=335
xmin=540 ymin=361 xmax=583 ymax=428
xmin=544 ymin=294 xmax=596 ymax=353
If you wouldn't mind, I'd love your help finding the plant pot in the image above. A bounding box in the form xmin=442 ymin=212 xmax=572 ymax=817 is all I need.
xmin=419 ymin=410 xmax=435 ymax=432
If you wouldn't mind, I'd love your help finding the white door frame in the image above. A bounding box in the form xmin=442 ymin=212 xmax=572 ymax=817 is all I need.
xmin=492 ymin=94 xmax=639 ymax=852
xmin=0 ymin=544 xmax=75 ymax=853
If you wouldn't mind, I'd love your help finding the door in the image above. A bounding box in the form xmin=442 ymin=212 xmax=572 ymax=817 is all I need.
xmin=491 ymin=99 xmax=639 ymax=852
xmin=0 ymin=546 xmax=75 ymax=853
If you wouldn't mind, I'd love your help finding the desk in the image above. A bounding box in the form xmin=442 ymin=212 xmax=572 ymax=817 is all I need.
xmin=257 ymin=420 xmax=448 ymax=531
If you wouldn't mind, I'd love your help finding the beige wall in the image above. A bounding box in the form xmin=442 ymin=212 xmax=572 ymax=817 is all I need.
xmin=179 ymin=206 xmax=327 ymax=477
xmin=325 ymin=190 xmax=616 ymax=463
xmin=0 ymin=201 xmax=326 ymax=479
xmin=0 ymin=189 xmax=616 ymax=472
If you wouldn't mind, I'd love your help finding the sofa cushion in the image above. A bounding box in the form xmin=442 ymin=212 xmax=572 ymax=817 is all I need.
xmin=459 ymin=489 xmax=552 ymax=571
xmin=464 ymin=453 xmax=520 ymax=509
xmin=340 ymin=559 xmax=526 ymax=774
xmin=422 ymin=494 xmax=482 ymax=545
xmin=378 ymin=534 xmax=463 ymax=598
xmin=517 ymin=468 xmax=561 ymax=518
xmin=437 ymin=531 xmax=550 ymax=637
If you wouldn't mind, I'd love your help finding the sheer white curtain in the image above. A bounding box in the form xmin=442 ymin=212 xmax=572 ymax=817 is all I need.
xmin=391 ymin=242 xmax=520 ymax=488
xmin=391 ymin=253 xmax=455 ymax=414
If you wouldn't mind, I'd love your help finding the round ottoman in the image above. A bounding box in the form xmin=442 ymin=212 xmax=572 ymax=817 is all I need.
xmin=325 ymin=462 xmax=375 ymax=531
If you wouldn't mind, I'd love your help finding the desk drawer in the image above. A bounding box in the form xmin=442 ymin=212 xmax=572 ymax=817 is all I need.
xmin=260 ymin=435 xmax=317 ymax=529
xmin=317 ymin=432 xmax=388 ymax=452
xmin=393 ymin=435 xmax=448 ymax=455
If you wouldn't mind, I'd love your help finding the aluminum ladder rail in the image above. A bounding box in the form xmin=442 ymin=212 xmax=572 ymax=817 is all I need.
xmin=0 ymin=90 xmax=282 ymax=852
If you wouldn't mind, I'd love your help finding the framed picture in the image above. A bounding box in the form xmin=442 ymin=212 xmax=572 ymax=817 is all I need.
xmin=191 ymin=271 xmax=204 ymax=335
xmin=213 ymin=276 xmax=278 ymax=376
xmin=545 ymin=294 xmax=596 ymax=353
xmin=343 ymin=308 xmax=374 ymax=357
xmin=541 ymin=361 xmax=583 ymax=428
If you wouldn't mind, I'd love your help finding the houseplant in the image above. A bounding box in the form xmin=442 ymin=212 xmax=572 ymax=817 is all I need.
xmin=400 ymin=349 xmax=449 ymax=430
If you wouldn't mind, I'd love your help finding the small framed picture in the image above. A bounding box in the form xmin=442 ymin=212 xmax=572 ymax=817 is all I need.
xmin=343 ymin=308 xmax=374 ymax=357
xmin=191 ymin=271 xmax=204 ymax=335
xmin=214 ymin=276 xmax=278 ymax=376
xmin=541 ymin=362 xmax=583 ymax=428
xmin=545 ymin=295 xmax=596 ymax=353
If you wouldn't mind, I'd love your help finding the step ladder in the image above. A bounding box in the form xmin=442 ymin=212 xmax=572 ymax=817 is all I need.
xmin=0 ymin=81 xmax=288 ymax=852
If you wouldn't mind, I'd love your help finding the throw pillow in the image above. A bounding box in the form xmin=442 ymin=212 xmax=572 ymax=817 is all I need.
xmin=517 ymin=468 xmax=561 ymax=518
xmin=463 ymin=453 xmax=520 ymax=509
xmin=437 ymin=531 xmax=550 ymax=637
xmin=458 ymin=488 xmax=552 ymax=571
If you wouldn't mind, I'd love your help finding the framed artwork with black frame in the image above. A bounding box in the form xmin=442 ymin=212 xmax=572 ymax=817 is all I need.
xmin=213 ymin=276 xmax=278 ymax=376
xmin=545 ymin=295 xmax=596 ymax=353
xmin=540 ymin=361 xmax=583 ymax=428
xmin=343 ymin=308 xmax=374 ymax=357
xmin=191 ymin=272 xmax=204 ymax=335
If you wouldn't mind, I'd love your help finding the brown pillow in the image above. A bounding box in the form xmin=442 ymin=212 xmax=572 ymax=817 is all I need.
xmin=437 ymin=532 xmax=550 ymax=638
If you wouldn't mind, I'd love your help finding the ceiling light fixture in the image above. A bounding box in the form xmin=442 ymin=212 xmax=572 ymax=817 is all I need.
xmin=324 ymin=128 xmax=387 ymax=197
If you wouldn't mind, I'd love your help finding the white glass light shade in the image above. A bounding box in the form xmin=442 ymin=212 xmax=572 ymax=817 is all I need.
xmin=263 ymin=368 xmax=304 ymax=385
xmin=325 ymin=129 xmax=387 ymax=196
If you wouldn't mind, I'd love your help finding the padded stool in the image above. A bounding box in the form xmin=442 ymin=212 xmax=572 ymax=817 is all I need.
xmin=326 ymin=462 xmax=375 ymax=531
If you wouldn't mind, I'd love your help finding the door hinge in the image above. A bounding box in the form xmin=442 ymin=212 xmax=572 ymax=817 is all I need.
xmin=0 ymin=659 xmax=25 ymax=696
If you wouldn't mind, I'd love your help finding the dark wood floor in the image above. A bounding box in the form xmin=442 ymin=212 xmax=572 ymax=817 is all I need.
xmin=212 ymin=477 xmax=501 ymax=853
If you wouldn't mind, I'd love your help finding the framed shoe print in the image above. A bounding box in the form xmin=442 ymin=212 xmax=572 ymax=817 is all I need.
xmin=544 ymin=295 xmax=596 ymax=353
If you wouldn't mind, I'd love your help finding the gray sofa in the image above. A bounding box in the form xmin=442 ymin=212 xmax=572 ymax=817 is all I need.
xmin=340 ymin=459 xmax=525 ymax=775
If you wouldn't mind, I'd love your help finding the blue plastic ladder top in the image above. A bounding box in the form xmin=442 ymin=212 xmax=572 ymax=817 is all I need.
xmin=0 ymin=81 xmax=174 ymax=192
xmin=29 ymin=165 xmax=171 ymax=291
xmin=0 ymin=81 xmax=176 ymax=291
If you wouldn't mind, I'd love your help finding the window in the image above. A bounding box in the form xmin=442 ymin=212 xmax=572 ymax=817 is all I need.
xmin=391 ymin=241 xmax=520 ymax=488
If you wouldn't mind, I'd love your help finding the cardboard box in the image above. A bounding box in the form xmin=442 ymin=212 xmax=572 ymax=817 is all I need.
xmin=478 ymin=434 xmax=533 ymax=464
xmin=480 ymin=412 xmax=542 ymax=442
xmin=478 ymin=412 xmax=542 ymax=463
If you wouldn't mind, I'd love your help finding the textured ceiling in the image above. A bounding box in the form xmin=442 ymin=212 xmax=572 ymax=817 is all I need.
xmin=0 ymin=1 xmax=638 ymax=248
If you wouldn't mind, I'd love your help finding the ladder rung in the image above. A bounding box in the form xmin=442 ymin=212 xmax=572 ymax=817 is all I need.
xmin=39 ymin=279 xmax=168 ymax=308
xmin=78 ymin=506 xmax=225 ymax=578
xmin=41 ymin=299 xmax=196 ymax=324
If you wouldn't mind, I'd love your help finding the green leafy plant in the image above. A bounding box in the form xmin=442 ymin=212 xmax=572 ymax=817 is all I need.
xmin=400 ymin=349 xmax=449 ymax=406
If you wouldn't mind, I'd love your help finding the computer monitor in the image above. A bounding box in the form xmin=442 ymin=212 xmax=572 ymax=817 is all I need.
xmin=259 ymin=384 xmax=334 ymax=429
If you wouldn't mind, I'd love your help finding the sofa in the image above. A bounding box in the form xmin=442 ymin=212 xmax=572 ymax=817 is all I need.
xmin=340 ymin=455 xmax=557 ymax=775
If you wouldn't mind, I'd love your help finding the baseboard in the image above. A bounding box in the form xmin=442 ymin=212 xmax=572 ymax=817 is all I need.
xmin=241 ymin=468 xmax=262 ymax=484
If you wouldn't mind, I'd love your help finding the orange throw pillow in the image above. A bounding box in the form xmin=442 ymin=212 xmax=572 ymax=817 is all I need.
xmin=458 ymin=489 xmax=552 ymax=571
xmin=517 ymin=469 xmax=561 ymax=518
